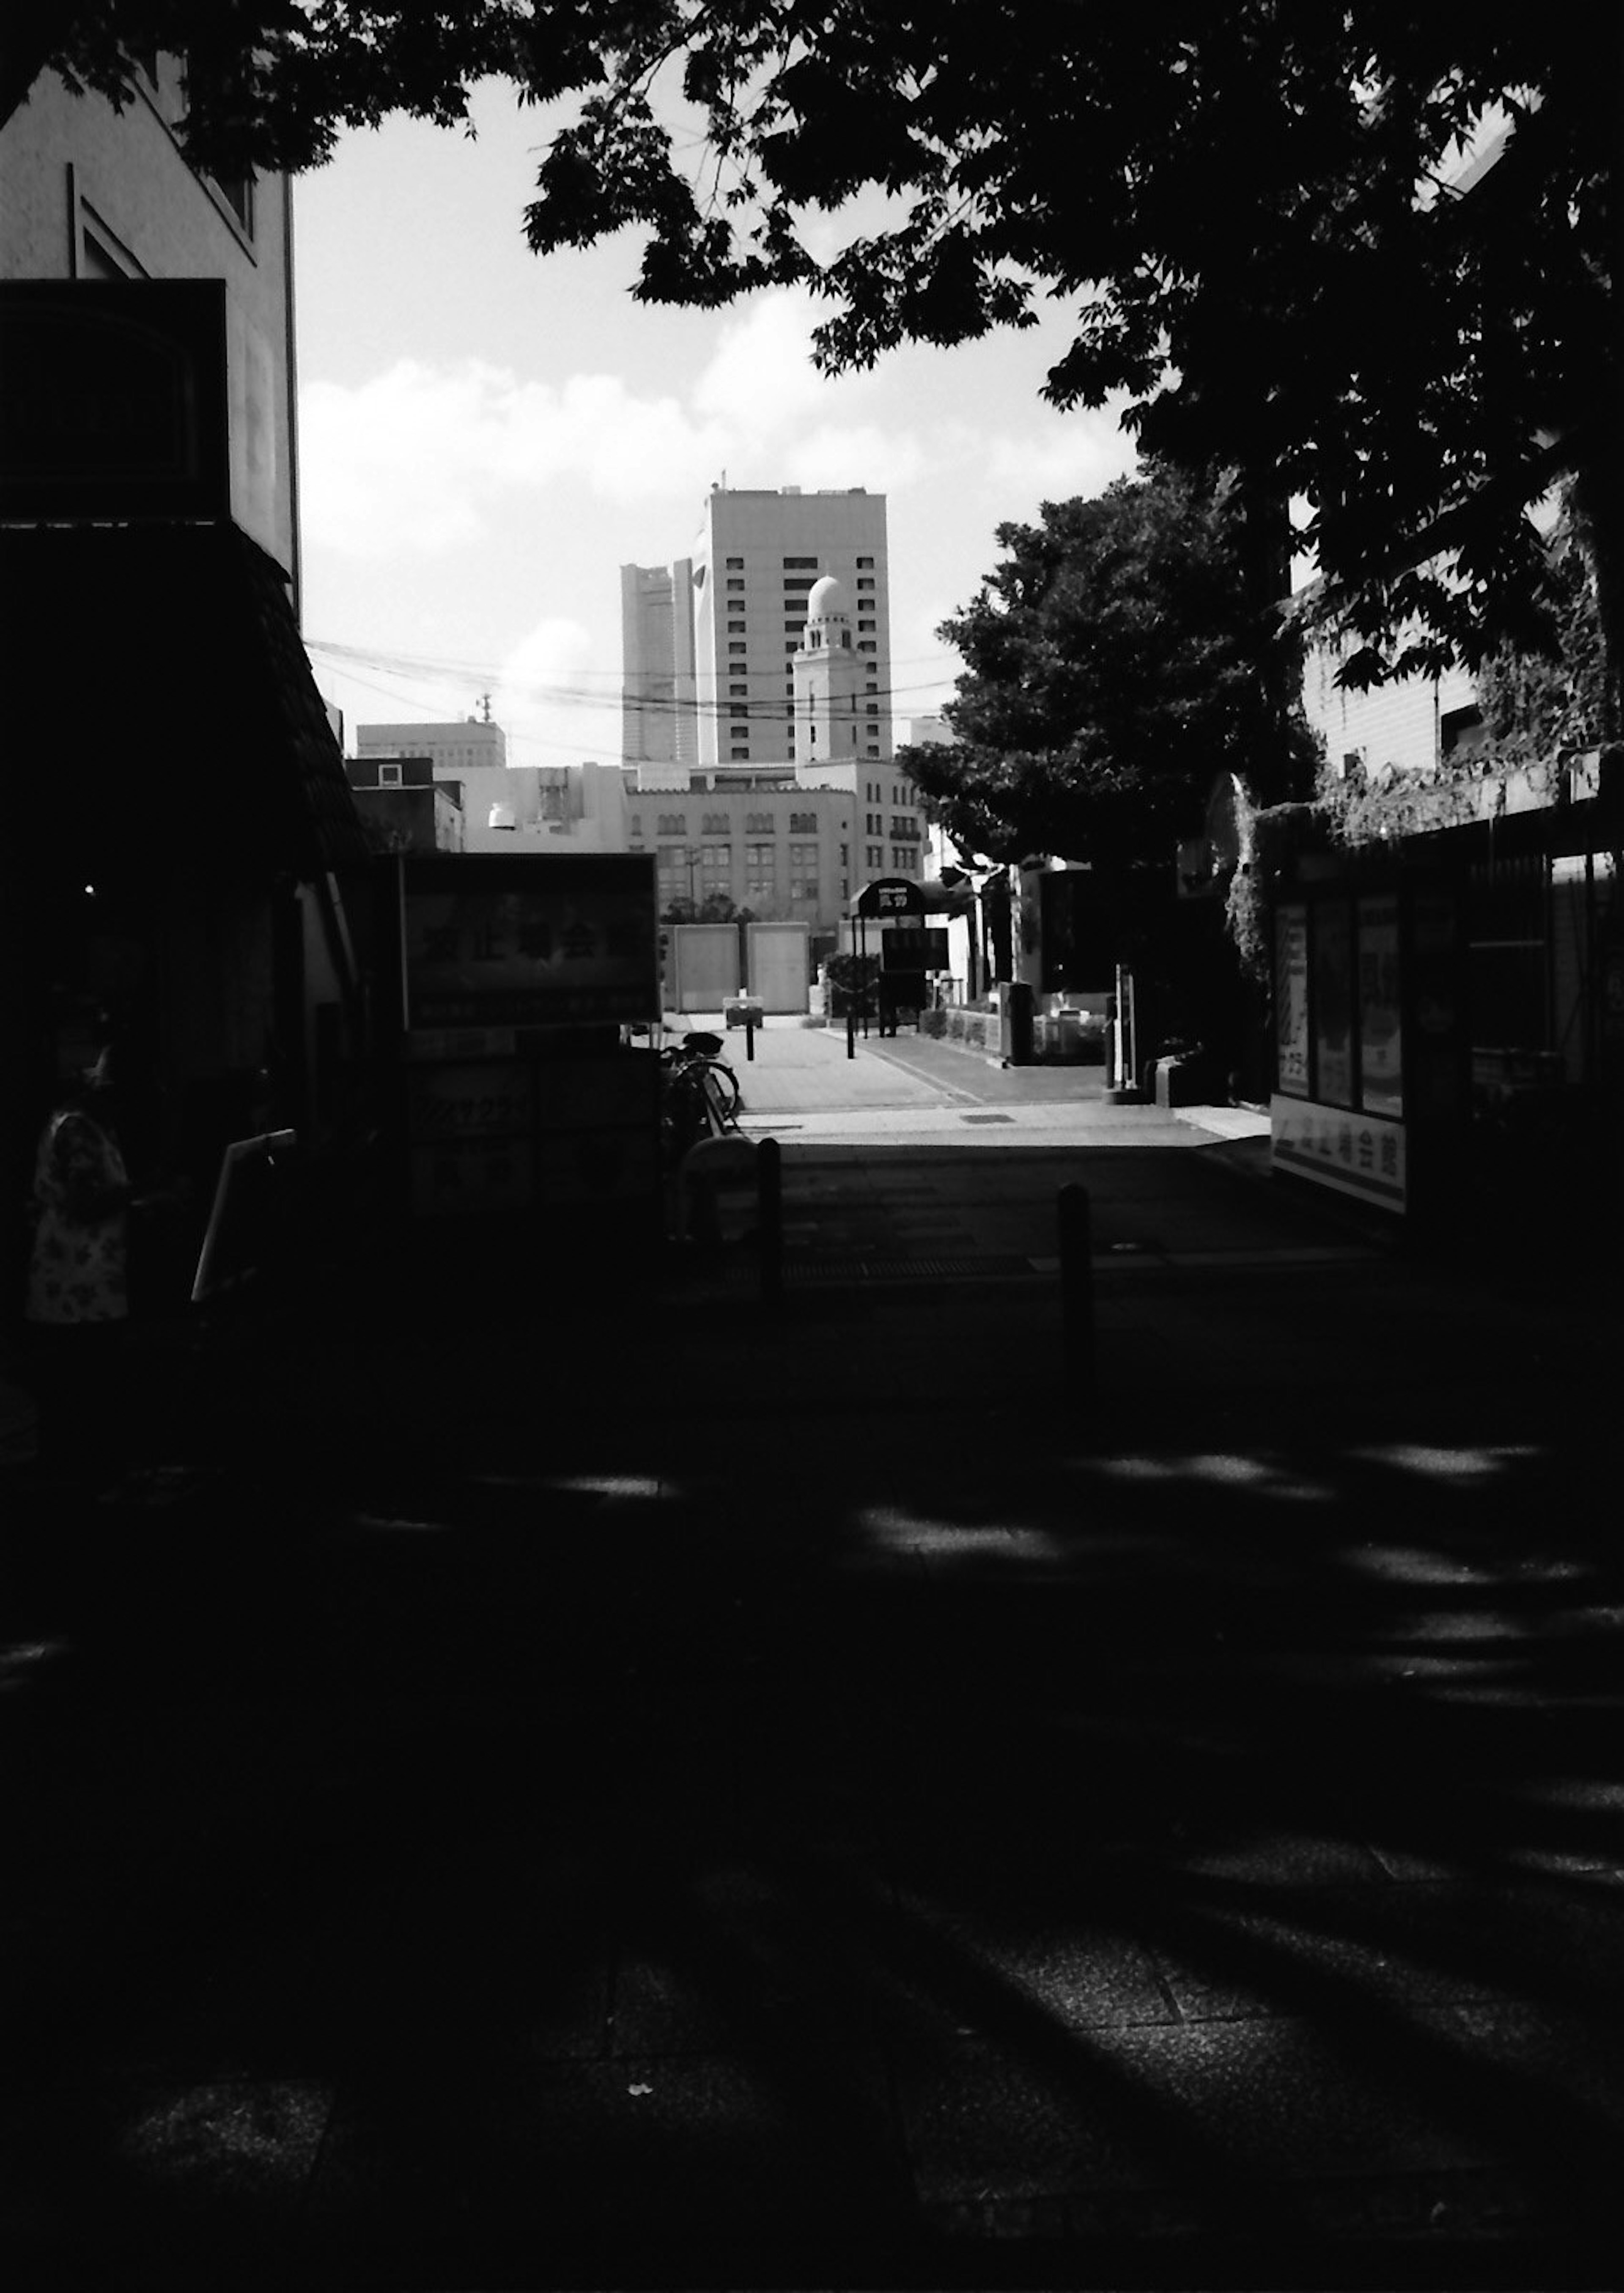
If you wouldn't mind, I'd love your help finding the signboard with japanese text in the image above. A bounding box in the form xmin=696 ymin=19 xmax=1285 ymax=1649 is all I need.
xmin=395 ymin=856 xmax=661 ymax=1223
xmin=855 ymin=877 xmax=925 ymax=919
xmin=1270 ymin=1095 xmax=1407 ymax=1211
xmin=406 ymin=1055 xmax=659 ymax=1218
xmin=881 ymin=927 xmax=950 ymax=971
xmin=402 ymin=854 xmax=658 ymax=1030
xmin=406 ymin=1063 xmax=533 ymax=1142
xmin=1275 ymin=906 xmax=1310 ymax=1095
xmin=1357 ymin=897 xmax=1404 ymax=1116
xmin=411 ymin=1136 xmax=535 ymax=1218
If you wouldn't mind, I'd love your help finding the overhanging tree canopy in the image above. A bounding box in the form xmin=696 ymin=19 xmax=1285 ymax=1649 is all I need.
xmin=900 ymin=465 xmax=1320 ymax=870
xmin=7 ymin=3 xmax=1615 ymax=695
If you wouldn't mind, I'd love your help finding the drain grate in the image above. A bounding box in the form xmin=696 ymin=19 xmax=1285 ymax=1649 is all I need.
xmin=960 ymin=1113 xmax=1015 ymax=1125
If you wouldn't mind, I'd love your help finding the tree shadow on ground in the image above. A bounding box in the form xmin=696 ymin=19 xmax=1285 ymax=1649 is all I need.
xmin=3 ymin=1268 xmax=1621 ymax=2287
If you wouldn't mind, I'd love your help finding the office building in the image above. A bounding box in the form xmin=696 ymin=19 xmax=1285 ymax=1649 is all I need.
xmin=620 ymin=563 xmax=697 ymax=769
xmin=622 ymin=485 xmax=891 ymax=772
xmin=356 ymin=718 xmax=509 ymax=773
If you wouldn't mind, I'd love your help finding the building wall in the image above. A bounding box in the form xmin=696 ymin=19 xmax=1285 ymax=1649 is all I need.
xmin=628 ymin=778 xmax=854 ymax=934
xmin=1 ymin=58 xmax=300 ymax=590
xmin=1301 ymin=637 xmax=1479 ymax=782
xmin=346 ymin=758 xmax=465 ymax=853
xmin=356 ymin=720 xmax=509 ymax=773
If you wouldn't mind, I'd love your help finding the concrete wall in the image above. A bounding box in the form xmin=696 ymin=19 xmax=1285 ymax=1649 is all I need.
xmin=1 ymin=60 xmax=300 ymax=587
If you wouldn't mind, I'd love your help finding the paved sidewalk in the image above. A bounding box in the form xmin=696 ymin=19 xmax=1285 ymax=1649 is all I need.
xmin=3 ymin=1038 xmax=1620 ymax=2288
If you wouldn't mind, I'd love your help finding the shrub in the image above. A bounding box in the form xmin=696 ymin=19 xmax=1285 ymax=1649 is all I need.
xmin=919 ymin=1007 xmax=947 ymax=1037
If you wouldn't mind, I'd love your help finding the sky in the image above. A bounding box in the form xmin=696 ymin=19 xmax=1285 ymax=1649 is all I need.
xmin=291 ymin=82 xmax=1144 ymax=770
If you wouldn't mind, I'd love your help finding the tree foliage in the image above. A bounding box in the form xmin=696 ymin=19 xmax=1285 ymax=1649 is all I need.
xmin=7 ymin=4 xmax=1615 ymax=686
xmin=900 ymin=466 xmax=1319 ymax=870
xmin=1477 ymin=502 xmax=1618 ymax=760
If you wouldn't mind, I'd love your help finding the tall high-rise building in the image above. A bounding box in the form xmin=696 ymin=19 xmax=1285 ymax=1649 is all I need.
xmin=622 ymin=485 xmax=890 ymax=771
xmin=619 ymin=562 xmax=697 ymax=768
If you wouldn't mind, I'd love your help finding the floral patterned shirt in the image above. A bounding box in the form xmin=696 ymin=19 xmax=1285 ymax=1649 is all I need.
xmin=25 ymin=1108 xmax=130 ymax=1325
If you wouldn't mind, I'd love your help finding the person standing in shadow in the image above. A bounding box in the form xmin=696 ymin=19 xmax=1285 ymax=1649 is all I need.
xmin=23 ymin=1023 xmax=143 ymax=1481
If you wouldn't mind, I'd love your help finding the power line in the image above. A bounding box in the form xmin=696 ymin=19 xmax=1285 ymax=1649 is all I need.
xmin=303 ymin=636 xmax=962 ymax=720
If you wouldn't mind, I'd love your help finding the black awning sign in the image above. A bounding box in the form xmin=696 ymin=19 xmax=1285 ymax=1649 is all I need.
xmin=855 ymin=876 xmax=924 ymax=919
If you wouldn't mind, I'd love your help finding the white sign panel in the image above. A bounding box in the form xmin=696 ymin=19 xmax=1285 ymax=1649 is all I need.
xmin=1270 ymin=1095 xmax=1407 ymax=1212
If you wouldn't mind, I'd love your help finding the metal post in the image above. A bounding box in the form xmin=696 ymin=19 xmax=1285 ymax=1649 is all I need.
xmin=745 ymin=1013 xmax=755 ymax=1061
xmin=757 ymin=1136 xmax=782 ymax=1306
xmin=846 ymin=1001 xmax=856 ymax=1059
xmin=1058 ymin=1182 xmax=1094 ymax=1391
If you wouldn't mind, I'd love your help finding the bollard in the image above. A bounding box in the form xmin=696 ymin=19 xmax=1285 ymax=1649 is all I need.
xmin=745 ymin=1014 xmax=755 ymax=1061
xmin=1058 ymin=1182 xmax=1094 ymax=1391
xmin=846 ymin=1003 xmax=856 ymax=1059
xmin=757 ymin=1135 xmax=783 ymax=1305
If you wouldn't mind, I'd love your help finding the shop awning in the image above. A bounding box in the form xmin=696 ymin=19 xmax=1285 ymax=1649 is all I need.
xmin=2 ymin=521 xmax=370 ymax=885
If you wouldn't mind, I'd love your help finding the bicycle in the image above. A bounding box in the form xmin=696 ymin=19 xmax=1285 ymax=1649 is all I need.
xmin=658 ymin=1031 xmax=743 ymax=1164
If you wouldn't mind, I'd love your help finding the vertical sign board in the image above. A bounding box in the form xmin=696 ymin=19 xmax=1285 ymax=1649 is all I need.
xmin=1270 ymin=890 xmax=1410 ymax=1214
xmin=1358 ymin=897 xmax=1404 ymax=1117
xmin=1314 ymin=902 xmax=1355 ymax=1108
xmin=399 ymin=855 xmax=660 ymax=1220
xmin=1275 ymin=905 xmax=1310 ymax=1095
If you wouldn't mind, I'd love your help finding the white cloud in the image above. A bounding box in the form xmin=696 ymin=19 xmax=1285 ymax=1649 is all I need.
xmin=494 ymin=616 xmax=623 ymax=766
xmin=982 ymin=409 xmax=1138 ymax=503
xmin=299 ymin=290 xmax=944 ymax=560
xmin=299 ymin=359 xmax=730 ymax=556
xmin=693 ymin=291 xmax=834 ymax=432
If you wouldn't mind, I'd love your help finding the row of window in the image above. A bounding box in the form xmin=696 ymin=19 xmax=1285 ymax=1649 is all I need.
xmin=729 ymin=576 xmax=877 ymax=593
xmin=724 ymin=554 xmax=875 ymax=568
xmin=724 ymin=641 xmax=882 ymax=658
xmin=642 ymin=812 xmax=832 ymax=838
xmin=860 ymin=847 xmax=920 ymax=874
xmin=657 ymin=842 xmax=825 ymax=900
xmin=727 ymin=623 xmax=878 ymax=639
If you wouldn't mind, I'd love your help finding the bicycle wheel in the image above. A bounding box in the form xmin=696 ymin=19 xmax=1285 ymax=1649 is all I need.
xmin=701 ymin=1059 xmax=743 ymax=1123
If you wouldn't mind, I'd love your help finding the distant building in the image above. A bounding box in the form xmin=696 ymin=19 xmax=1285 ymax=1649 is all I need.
xmin=345 ymin=755 xmax=465 ymax=853
xmin=620 ymin=564 xmax=697 ymax=770
xmin=623 ymin=484 xmax=892 ymax=773
xmin=624 ymin=568 xmax=930 ymax=971
xmin=354 ymin=723 xmax=631 ymax=852
xmin=356 ymin=719 xmax=509 ymax=773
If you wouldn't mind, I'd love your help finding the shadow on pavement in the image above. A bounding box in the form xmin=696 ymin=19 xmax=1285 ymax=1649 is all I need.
xmin=2 ymin=1197 xmax=1621 ymax=2289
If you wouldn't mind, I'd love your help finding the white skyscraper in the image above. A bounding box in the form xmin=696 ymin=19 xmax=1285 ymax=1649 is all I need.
xmin=622 ymin=485 xmax=890 ymax=771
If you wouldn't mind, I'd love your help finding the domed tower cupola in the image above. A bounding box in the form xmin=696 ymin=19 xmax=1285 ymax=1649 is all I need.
xmin=793 ymin=571 xmax=863 ymax=770
xmin=803 ymin=574 xmax=855 ymax=651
